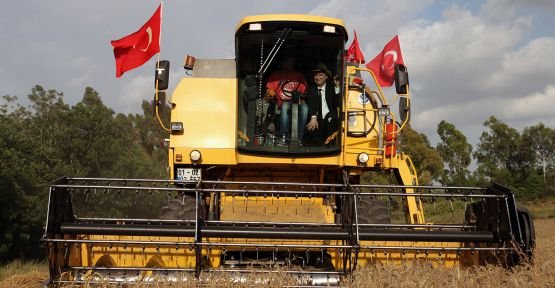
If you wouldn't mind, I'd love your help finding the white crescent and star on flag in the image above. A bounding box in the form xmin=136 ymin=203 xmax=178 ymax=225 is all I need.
xmin=381 ymin=50 xmax=397 ymax=71
xmin=132 ymin=26 xmax=153 ymax=52
xmin=364 ymin=35 xmax=403 ymax=86
xmin=140 ymin=27 xmax=153 ymax=52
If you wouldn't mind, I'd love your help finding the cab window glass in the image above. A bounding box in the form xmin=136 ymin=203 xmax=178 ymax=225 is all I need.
xmin=236 ymin=23 xmax=345 ymax=156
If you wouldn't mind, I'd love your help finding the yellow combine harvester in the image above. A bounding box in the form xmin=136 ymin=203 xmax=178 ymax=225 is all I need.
xmin=43 ymin=14 xmax=534 ymax=286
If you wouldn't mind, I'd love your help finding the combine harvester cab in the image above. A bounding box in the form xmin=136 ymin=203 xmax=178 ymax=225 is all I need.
xmin=43 ymin=14 xmax=535 ymax=287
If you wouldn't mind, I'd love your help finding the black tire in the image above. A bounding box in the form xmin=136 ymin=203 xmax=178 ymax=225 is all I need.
xmin=505 ymin=205 xmax=535 ymax=267
xmin=516 ymin=205 xmax=535 ymax=259
xmin=356 ymin=197 xmax=391 ymax=224
xmin=159 ymin=195 xmax=198 ymax=220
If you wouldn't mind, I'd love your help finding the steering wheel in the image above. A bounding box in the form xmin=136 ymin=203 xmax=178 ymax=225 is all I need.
xmin=279 ymin=80 xmax=307 ymax=103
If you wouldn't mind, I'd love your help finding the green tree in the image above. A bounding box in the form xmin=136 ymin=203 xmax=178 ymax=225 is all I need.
xmin=66 ymin=87 xmax=121 ymax=177
xmin=474 ymin=116 xmax=521 ymax=184
xmin=0 ymin=85 xmax=172 ymax=262
xmin=0 ymin=95 xmax=30 ymax=261
xmin=0 ymin=87 xmax=71 ymax=261
xmin=522 ymin=123 xmax=555 ymax=185
xmin=398 ymin=125 xmax=444 ymax=185
xmin=24 ymin=86 xmax=73 ymax=259
xmin=436 ymin=120 xmax=472 ymax=186
xmin=520 ymin=123 xmax=555 ymax=197
xmin=473 ymin=116 xmax=545 ymax=199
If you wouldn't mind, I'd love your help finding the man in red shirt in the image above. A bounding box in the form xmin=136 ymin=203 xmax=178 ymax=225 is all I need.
xmin=266 ymin=54 xmax=308 ymax=142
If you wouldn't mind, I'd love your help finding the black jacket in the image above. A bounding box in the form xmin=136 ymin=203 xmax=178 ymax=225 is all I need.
xmin=306 ymin=82 xmax=340 ymax=121
xmin=304 ymin=82 xmax=341 ymax=145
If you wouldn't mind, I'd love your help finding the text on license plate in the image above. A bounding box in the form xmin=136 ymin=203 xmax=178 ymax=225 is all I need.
xmin=176 ymin=168 xmax=201 ymax=181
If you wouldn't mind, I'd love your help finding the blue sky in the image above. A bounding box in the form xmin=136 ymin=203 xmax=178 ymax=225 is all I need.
xmin=1 ymin=0 xmax=554 ymax=147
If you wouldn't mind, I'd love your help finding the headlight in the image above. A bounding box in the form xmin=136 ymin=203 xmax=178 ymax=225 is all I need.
xmin=190 ymin=150 xmax=201 ymax=162
xmin=323 ymin=25 xmax=336 ymax=33
xmin=171 ymin=122 xmax=183 ymax=133
xmin=358 ymin=152 xmax=369 ymax=164
xmin=378 ymin=107 xmax=390 ymax=116
xmin=249 ymin=23 xmax=262 ymax=31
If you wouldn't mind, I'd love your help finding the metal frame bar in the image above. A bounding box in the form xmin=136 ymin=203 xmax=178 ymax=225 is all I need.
xmin=60 ymin=177 xmax=487 ymax=189
xmin=42 ymin=238 xmax=515 ymax=252
xmin=52 ymin=183 xmax=498 ymax=198
xmin=74 ymin=218 xmax=477 ymax=230
xmin=58 ymin=223 xmax=494 ymax=242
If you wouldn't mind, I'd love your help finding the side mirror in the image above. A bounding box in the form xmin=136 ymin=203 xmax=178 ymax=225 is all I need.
xmin=394 ymin=64 xmax=409 ymax=94
xmin=155 ymin=60 xmax=170 ymax=90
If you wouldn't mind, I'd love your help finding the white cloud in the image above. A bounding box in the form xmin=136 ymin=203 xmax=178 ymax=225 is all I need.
xmin=371 ymin=1 xmax=555 ymax=147
xmin=486 ymin=37 xmax=555 ymax=95
xmin=66 ymin=57 xmax=96 ymax=88
xmin=414 ymin=84 xmax=555 ymax=146
xmin=481 ymin=0 xmax=518 ymax=22
xmin=415 ymin=84 xmax=555 ymax=128
xmin=113 ymin=66 xmax=186 ymax=114
xmin=311 ymin=0 xmax=432 ymax=49
xmin=68 ymin=57 xmax=93 ymax=70
xmin=68 ymin=72 xmax=93 ymax=89
xmin=117 ymin=74 xmax=153 ymax=114
xmin=414 ymin=97 xmax=498 ymax=131
xmin=401 ymin=4 xmax=529 ymax=89
xmin=501 ymin=84 xmax=555 ymax=122
xmin=501 ymin=0 xmax=555 ymax=10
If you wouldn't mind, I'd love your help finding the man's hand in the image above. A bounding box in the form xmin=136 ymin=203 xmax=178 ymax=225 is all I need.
xmin=266 ymin=89 xmax=276 ymax=100
xmin=306 ymin=116 xmax=318 ymax=131
xmin=333 ymin=75 xmax=340 ymax=88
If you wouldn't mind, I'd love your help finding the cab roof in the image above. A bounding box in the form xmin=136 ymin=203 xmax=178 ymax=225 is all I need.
xmin=236 ymin=14 xmax=348 ymax=41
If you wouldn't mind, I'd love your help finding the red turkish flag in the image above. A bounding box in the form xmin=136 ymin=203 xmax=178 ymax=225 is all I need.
xmin=365 ymin=35 xmax=404 ymax=87
xmin=345 ymin=31 xmax=365 ymax=63
xmin=111 ymin=4 xmax=161 ymax=78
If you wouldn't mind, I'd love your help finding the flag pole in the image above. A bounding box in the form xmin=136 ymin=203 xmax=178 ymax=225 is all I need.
xmin=157 ymin=1 xmax=163 ymax=64
xmin=155 ymin=1 xmax=170 ymax=132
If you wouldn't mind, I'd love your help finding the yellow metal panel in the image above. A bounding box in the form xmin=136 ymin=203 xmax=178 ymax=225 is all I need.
xmin=173 ymin=148 xmax=237 ymax=165
xmin=85 ymin=235 xmax=197 ymax=269
xmin=343 ymin=150 xmax=383 ymax=168
xmin=168 ymin=148 xmax=175 ymax=179
xmin=356 ymin=240 xmax=475 ymax=268
xmin=76 ymin=235 xmax=480 ymax=271
xmin=391 ymin=154 xmax=425 ymax=224
xmin=220 ymin=195 xmax=335 ymax=224
xmin=171 ymin=148 xmax=344 ymax=166
xmin=344 ymin=89 xmax=379 ymax=139
xmin=236 ymin=153 xmax=341 ymax=166
xmin=170 ymin=78 xmax=237 ymax=149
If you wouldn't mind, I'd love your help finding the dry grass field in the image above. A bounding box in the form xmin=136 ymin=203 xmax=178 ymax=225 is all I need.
xmin=2 ymin=218 xmax=554 ymax=288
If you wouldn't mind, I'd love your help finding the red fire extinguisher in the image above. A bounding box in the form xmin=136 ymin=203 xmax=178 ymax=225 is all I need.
xmin=385 ymin=121 xmax=398 ymax=158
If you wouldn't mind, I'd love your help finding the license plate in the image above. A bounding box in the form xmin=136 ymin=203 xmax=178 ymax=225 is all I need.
xmin=176 ymin=168 xmax=201 ymax=181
